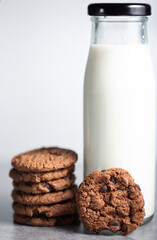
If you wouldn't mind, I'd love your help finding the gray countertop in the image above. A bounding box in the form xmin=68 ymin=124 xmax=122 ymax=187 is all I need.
xmin=0 ymin=161 xmax=156 ymax=240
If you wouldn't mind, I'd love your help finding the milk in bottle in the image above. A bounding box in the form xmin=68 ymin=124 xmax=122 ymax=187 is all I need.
xmin=84 ymin=4 xmax=155 ymax=222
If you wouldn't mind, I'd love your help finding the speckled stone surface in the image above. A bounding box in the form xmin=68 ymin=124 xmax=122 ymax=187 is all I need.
xmin=0 ymin=161 xmax=156 ymax=240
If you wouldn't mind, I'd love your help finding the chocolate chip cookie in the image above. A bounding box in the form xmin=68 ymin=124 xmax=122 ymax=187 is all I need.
xmin=14 ymin=213 xmax=78 ymax=226
xmin=12 ymin=147 xmax=77 ymax=172
xmin=13 ymin=199 xmax=77 ymax=217
xmin=76 ymin=168 xmax=145 ymax=235
xmin=9 ymin=165 xmax=74 ymax=183
xmin=12 ymin=186 xmax=77 ymax=205
xmin=13 ymin=174 xmax=75 ymax=194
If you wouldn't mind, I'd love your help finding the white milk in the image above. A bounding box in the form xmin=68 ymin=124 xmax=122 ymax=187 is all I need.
xmin=84 ymin=44 xmax=156 ymax=218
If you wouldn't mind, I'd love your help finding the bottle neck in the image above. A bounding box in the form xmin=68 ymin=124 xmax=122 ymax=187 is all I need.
xmin=90 ymin=16 xmax=148 ymax=45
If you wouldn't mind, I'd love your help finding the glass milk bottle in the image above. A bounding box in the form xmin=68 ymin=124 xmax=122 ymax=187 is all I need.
xmin=84 ymin=3 xmax=156 ymax=222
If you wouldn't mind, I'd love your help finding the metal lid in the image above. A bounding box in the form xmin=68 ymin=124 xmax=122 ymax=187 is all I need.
xmin=88 ymin=3 xmax=151 ymax=16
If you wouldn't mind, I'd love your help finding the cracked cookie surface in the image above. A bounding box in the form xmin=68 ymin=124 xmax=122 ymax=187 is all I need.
xmin=12 ymin=147 xmax=77 ymax=172
xmin=76 ymin=168 xmax=145 ymax=235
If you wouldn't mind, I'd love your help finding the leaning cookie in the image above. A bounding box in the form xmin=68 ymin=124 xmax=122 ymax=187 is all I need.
xmin=13 ymin=200 xmax=77 ymax=217
xmin=12 ymin=147 xmax=77 ymax=172
xmin=14 ymin=213 xmax=78 ymax=226
xmin=12 ymin=186 xmax=77 ymax=205
xmin=9 ymin=165 xmax=74 ymax=183
xmin=76 ymin=168 xmax=145 ymax=235
xmin=13 ymin=174 xmax=75 ymax=194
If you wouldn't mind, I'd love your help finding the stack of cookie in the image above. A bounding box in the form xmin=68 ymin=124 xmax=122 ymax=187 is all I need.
xmin=9 ymin=147 xmax=78 ymax=226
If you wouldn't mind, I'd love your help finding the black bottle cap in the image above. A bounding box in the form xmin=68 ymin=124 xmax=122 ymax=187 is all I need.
xmin=88 ymin=3 xmax=151 ymax=16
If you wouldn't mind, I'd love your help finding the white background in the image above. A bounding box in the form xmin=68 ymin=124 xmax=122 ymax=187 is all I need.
xmin=0 ymin=0 xmax=157 ymax=166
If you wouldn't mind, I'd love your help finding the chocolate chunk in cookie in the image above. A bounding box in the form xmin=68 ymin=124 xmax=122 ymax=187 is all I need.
xmin=45 ymin=184 xmax=54 ymax=192
xmin=99 ymin=185 xmax=109 ymax=193
xmin=38 ymin=211 xmax=48 ymax=217
xmin=76 ymin=168 xmax=145 ymax=235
